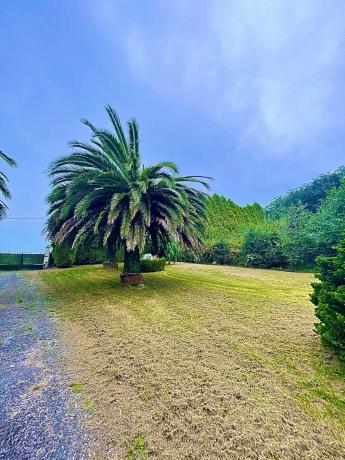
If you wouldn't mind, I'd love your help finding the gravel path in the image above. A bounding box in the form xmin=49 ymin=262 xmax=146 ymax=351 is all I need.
xmin=0 ymin=272 xmax=90 ymax=460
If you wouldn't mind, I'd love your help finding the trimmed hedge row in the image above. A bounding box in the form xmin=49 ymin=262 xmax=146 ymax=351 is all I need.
xmin=140 ymin=258 xmax=166 ymax=272
xmin=52 ymin=243 xmax=166 ymax=273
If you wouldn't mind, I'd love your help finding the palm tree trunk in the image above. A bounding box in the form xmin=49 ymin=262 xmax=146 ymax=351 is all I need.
xmin=123 ymin=246 xmax=141 ymax=273
xmin=106 ymin=243 xmax=117 ymax=263
xmin=151 ymin=233 xmax=159 ymax=256
xmin=103 ymin=242 xmax=118 ymax=270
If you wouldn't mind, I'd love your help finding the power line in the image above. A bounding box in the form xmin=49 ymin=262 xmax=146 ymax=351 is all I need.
xmin=3 ymin=217 xmax=45 ymax=220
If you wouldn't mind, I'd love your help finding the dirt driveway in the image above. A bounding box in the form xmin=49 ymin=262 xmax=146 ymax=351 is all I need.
xmin=0 ymin=272 xmax=91 ymax=459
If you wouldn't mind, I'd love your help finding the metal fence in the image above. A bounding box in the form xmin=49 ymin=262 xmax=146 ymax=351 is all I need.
xmin=0 ymin=252 xmax=45 ymax=270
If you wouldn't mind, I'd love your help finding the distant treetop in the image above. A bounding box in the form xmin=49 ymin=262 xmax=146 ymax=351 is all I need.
xmin=266 ymin=166 xmax=345 ymax=218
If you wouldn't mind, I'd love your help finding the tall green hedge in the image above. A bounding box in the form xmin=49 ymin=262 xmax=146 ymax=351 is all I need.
xmin=204 ymin=194 xmax=264 ymax=247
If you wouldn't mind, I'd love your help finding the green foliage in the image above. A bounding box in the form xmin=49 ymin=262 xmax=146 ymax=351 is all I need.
xmin=306 ymin=180 xmax=345 ymax=257
xmin=178 ymin=241 xmax=239 ymax=266
xmin=0 ymin=149 xmax=17 ymax=219
xmin=204 ymin=194 xmax=264 ymax=247
xmin=47 ymin=105 xmax=209 ymax=275
xmin=179 ymin=247 xmax=197 ymax=263
xmin=126 ymin=435 xmax=148 ymax=460
xmin=74 ymin=243 xmax=106 ymax=265
xmin=279 ymin=204 xmax=316 ymax=268
xmin=140 ymin=258 xmax=166 ymax=272
xmin=211 ymin=240 xmax=233 ymax=265
xmin=116 ymin=247 xmax=124 ymax=263
xmin=266 ymin=170 xmax=345 ymax=270
xmin=311 ymin=237 xmax=345 ymax=360
xmin=193 ymin=172 xmax=345 ymax=270
xmin=69 ymin=382 xmax=84 ymax=393
xmin=165 ymin=241 xmax=179 ymax=264
xmin=241 ymin=226 xmax=288 ymax=269
xmin=279 ymin=179 xmax=345 ymax=268
xmin=267 ymin=166 xmax=345 ymax=218
xmin=200 ymin=240 xmax=233 ymax=265
xmin=52 ymin=243 xmax=74 ymax=268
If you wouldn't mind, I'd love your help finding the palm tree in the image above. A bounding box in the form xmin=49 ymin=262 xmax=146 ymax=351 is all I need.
xmin=0 ymin=150 xmax=17 ymax=219
xmin=46 ymin=105 xmax=210 ymax=281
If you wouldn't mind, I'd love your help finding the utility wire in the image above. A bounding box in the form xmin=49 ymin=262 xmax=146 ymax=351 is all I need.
xmin=3 ymin=217 xmax=45 ymax=220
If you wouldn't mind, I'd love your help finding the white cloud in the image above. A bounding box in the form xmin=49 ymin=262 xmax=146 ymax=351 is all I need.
xmin=90 ymin=0 xmax=345 ymax=156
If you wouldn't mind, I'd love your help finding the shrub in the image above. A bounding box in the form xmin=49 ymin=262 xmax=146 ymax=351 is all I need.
xmin=74 ymin=244 xmax=106 ymax=265
xmin=311 ymin=237 xmax=345 ymax=360
xmin=241 ymin=228 xmax=288 ymax=269
xmin=213 ymin=240 xmax=232 ymax=265
xmin=178 ymin=242 xmax=238 ymax=266
xmin=140 ymin=258 xmax=166 ymax=272
xmin=52 ymin=243 xmax=74 ymax=268
xmin=179 ymin=248 xmax=198 ymax=263
xmin=166 ymin=242 xmax=180 ymax=264
xmin=198 ymin=243 xmax=213 ymax=264
xmin=201 ymin=240 xmax=232 ymax=265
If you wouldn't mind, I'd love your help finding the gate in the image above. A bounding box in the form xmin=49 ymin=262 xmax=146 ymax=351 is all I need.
xmin=0 ymin=252 xmax=45 ymax=270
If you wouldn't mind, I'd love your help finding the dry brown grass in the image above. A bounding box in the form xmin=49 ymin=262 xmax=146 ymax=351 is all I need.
xmin=36 ymin=263 xmax=345 ymax=459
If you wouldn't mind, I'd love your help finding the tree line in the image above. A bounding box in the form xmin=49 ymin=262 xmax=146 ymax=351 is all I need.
xmin=178 ymin=167 xmax=345 ymax=270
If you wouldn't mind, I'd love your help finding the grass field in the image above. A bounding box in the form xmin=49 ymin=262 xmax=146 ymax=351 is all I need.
xmin=36 ymin=263 xmax=345 ymax=459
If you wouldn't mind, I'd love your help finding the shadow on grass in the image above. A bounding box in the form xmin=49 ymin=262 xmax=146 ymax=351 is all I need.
xmin=41 ymin=266 xmax=195 ymax=299
xmin=39 ymin=264 xmax=309 ymax=310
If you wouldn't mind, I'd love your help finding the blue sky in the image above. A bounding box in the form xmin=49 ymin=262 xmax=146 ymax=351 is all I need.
xmin=1 ymin=0 xmax=345 ymax=251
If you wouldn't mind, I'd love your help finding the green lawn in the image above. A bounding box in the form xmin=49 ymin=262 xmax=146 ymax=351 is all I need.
xmin=36 ymin=263 xmax=345 ymax=459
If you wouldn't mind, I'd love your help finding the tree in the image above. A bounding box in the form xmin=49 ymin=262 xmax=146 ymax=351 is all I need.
xmin=0 ymin=150 xmax=17 ymax=219
xmin=279 ymin=204 xmax=315 ymax=268
xmin=266 ymin=166 xmax=345 ymax=218
xmin=311 ymin=236 xmax=345 ymax=361
xmin=306 ymin=180 xmax=345 ymax=258
xmin=46 ymin=105 xmax=209 ymax=282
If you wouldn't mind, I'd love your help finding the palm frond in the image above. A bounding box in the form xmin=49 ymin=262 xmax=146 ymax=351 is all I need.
xmin=128 ymin=119 xmax=140 ymax=157
xmin=105 ymin=105 xmax=128 ymax=157
xmin=0 ymin=150 xmax=17 ymax=167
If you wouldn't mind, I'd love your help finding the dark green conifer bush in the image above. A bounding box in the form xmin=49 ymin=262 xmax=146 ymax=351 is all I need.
xmin=311 ymin=237 xmax=345 ymax=360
